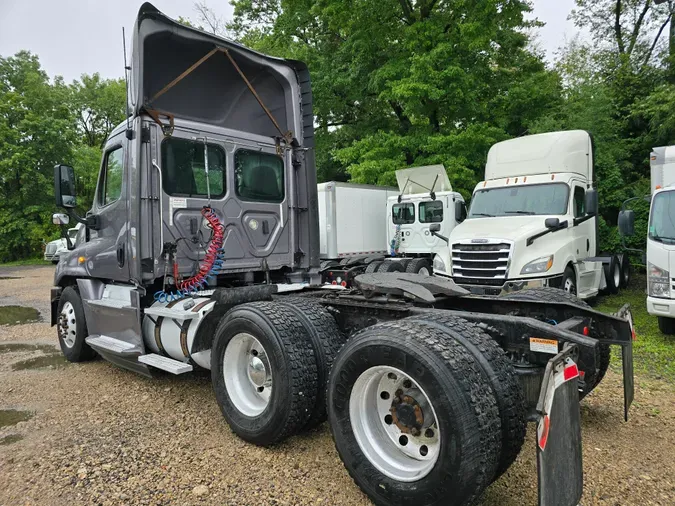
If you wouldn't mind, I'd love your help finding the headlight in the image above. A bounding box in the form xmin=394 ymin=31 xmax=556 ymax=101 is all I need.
xmin=520 ymin=255 xmax=554 ymax=275
xmin=433 ymin=254 xmax=446 ymax=273
xmin=648 ymin=262 xmax=670 ymax=298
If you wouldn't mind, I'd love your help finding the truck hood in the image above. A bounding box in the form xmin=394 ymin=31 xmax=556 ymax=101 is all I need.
xmin=451 ymin=216 xmax=551 ymax=243
xmin=130 ymin=3 xmax=312 ymax=146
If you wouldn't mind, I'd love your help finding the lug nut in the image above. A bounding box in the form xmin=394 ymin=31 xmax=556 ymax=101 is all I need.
xmin=403 ymin=379 xmax=412 ymax=389
xmin=411 ymin=427 xmax=420 ymax=437
xmin=425 ymin=428 xmax=434 ymax=438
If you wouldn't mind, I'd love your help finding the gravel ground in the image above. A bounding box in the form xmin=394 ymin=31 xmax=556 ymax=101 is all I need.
xmin=0 ymin=265 xmax=674 ymax=505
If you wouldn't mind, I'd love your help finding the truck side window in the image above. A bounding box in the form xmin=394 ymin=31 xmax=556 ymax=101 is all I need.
xmin=161 ymin=138 xmax=226 ymax=199
xmin=419 ymin=201 xmax=443 ymax=223
xmin=573 ymin=186 xmax=585 ymax=218
xmin=235 ymin=150 xmax=284 ymax=203
xmin=392 ymin=203 xmax=415 ymax=224
xmin=99 ymin=146 xmax=124 ymax=206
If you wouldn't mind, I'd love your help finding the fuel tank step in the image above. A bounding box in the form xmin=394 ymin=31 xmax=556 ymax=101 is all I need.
xmin=137 ymin=353 xmax=193 ymax=374
xmin=86 ymin=335 xmax=141 ymax=355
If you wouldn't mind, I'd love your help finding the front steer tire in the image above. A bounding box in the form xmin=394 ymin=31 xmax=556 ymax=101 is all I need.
xmin=211 ymin=302 xmax=318 ymax=446
xmin=327 ymin=319 xmax=501 ymax=506
xmin=56 ymin=286 xmax=96 ymax=362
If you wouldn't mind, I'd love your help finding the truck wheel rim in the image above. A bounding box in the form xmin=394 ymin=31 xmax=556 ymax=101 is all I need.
xmin=223 ymin=333 xmax=272 ymax=417
xmin=564 ymin=278 xmax=576 ymax=295
xmin=58 ymin=301 xmax=77 ymax=348
xmin=614 ymin=264 xmax=621 ymax=287
xmin=418 ymin=267 xmax=430 ymax=276
xmin=349 ymin=366 xmax=441 ymax=482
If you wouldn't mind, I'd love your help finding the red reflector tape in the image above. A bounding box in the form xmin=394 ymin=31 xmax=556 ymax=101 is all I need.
xmin=563 ymin=363 xmax=579 ymax=382
xmin=331 ymin=281 xmax=337 ymax=285
xmin=538 ymin=415 xmax=550 ymax=450
xmin=583 ymin=326 xmax=590 ymax=336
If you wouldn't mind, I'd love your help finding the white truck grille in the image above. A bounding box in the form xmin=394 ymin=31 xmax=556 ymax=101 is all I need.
xmin=451 ymin=241 xmax=512 ymax=286
xmin=46 ymin=243 xmax=58 ymax=254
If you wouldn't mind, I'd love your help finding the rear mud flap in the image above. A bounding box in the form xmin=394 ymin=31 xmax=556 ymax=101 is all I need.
xmin=536 ymin=346 xmax=583 ymax=506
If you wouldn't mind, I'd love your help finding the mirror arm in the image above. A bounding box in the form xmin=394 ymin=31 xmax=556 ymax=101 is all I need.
xmin=431 ymin=231 xmax=450 ymax=244
xmin=66 ymin=209 xmax=100 ymax=230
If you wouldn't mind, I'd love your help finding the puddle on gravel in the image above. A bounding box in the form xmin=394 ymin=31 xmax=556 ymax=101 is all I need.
xmin=0 ymin=409 xmax=33 ymax=429
xmin=0 ymin=276 xmax=20 ymax=280
xmin=11 ymin=353 xmax=68 ymax=371
xmin=0 ymin=306 xmax=40 ymax=326
xmin=0 ymin=434 xmax=23 ymax=445
xmin=0 ymin=343 xmax=57 ymax=354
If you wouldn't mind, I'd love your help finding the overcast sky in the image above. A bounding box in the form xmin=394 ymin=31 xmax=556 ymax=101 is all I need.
xmin=0 ymin=0 xmax=580 ymax=83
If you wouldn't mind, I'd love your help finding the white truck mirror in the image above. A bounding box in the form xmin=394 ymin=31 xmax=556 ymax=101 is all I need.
xmin=52 ymin=213 xmax=70 ymax=226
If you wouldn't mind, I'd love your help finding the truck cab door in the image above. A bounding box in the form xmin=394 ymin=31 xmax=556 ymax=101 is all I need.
xmin=571 ymin=183 xmax=599 ymax=294
xmin=83 ymin=133 xmax=130 ymax=281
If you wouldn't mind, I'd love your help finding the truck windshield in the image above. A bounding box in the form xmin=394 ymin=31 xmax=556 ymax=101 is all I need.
xmin=392 ymin=203 xmax=415 ymax=224
xmin=468 ymin=183 xmax=569 ymax=218
xmin=650 ymin=190 xmax=675 ymax=243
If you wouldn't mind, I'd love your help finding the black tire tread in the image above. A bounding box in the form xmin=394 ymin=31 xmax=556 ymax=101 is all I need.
xmin=275 ymin=297 xmax=345 ymax=430
xmin=214 ymin=301 xmax=318 ymax=444
xmin=336 ymin=319 xmax=501 ymax=505
xmin=405 ymin=258 xmax=430 ymax=274
xmin=377 ymin=261 xmax=404 ymax=273
xmin=365 ymin=261 xmax=383 ymax=273
xmin=406 ymin=313 xmax=526 ymax=478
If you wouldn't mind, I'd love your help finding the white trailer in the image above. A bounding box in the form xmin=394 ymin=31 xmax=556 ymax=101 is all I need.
xmin=317 ymin=182 xmax=398 ymax=261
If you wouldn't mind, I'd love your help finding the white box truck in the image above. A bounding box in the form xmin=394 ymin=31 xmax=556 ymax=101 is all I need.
xmin=317 ymin=181 xmax=398 ymax=263
xmin=433 ymin=130 xmax=630 ymax=300
xmin=620 ymin=145 xmax=675 ymax=334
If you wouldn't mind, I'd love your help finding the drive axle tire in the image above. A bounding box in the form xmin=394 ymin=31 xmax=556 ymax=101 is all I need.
xmin=620 ymin=254 xmax=631 ymax=289
xmin=275 ymin=297 xmax=345 ymax=430
xmin=211 ymin=301 xmax=318 ymax=446
xmin=365 ymin=261 xmax=383 ymax=274
xmin=56 ymin=286 xmax=97 ymax=362
xmin=501 ymin=287 xmax=610 ymax=399
xmin=327 ymin=319 xmax=500 ymax=506
xmin=658 ymin=316 xmax=675 ymax=335
xmin=604 ymin=255 xmax=621 ymax=294
xmin=405 ymin=258 xmax=431 ymax=275
xmin=406 ymin=314 xmax=526 ymax=479
xmin=377 ymin=261 xmax=404 ymax=273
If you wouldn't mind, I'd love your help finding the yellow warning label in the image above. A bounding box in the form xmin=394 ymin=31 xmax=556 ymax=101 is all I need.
xmin=529 ymin=337 xmax=559 ymax=355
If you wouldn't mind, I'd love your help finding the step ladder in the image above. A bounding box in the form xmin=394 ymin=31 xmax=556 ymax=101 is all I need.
xmin=138 ymin=354 xmax=193 ymax=374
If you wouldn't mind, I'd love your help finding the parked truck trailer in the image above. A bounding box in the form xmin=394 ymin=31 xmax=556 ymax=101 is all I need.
xmin=50 ymin=5 xmax=635 ymax=506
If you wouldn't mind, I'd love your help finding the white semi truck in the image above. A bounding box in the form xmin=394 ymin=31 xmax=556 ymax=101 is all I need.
xmin=620 ymin=146 xmax=675 ymax=334
xmin=432 ymin=130 xmax=631 ymax=300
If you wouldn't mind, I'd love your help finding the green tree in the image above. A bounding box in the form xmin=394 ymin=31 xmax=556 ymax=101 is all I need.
xmin=0 ymin=51 xmax=77 ymax=261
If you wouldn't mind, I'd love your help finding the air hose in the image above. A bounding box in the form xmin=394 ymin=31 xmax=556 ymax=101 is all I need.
xmin=154 ymin=207 xmax=225 ymax=303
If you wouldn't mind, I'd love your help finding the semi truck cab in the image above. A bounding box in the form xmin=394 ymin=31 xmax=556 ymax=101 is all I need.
xmin=434 ymin=130 xmax=624 ymax=299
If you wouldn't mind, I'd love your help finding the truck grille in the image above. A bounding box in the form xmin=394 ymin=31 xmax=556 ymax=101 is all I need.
xmin=451 ymin=241 xmax=511 ymax=285
xmin=46 ymin=243 xmax=57 ymax=254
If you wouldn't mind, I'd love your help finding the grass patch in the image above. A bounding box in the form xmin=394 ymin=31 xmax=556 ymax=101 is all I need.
xmin=593 ymin=273 xmax=675 ymax=383
xmin=0 ymin=258 xmax=51 ymax=267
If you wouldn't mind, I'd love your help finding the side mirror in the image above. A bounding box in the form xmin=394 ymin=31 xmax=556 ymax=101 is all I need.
xmin=52 ymin=213 xmax=70 ymax=225
xmin=545 ymin=217 xmax=560 ymax=229
xmin=454 ymin=201 xmax=464 ymax=222
xmin=429 ymin=223 xmax=441 ymax=232
xmin=618 ymin=210 xmax=635 ymax=237
xmin=585 ymin=189 xmax=598 ymax=216
xmin=54 ymin=164 xmax=77 ymax=208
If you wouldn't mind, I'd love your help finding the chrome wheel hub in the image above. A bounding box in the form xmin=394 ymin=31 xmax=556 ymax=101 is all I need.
xmin=58 ymin=301 xmax=77 ymax=348
xmin=223 ymin=333 xmax=272 ymax=417
xmin=350 ymin=366 xmax=441 ymax=482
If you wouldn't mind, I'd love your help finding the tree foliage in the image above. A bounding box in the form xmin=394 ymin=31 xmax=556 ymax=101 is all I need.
xmin=0 ymin=51 xmax=125 ymax=261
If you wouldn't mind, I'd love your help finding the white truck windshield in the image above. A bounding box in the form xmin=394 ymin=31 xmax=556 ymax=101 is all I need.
xmin=650 ymin=190 xmax=675 ymax=243
xmin=468 ymin=183 xmax=569 ymax=218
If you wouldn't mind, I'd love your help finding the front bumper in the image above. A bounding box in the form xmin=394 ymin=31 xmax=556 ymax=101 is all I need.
xmin=44 ymin=253 xmax=59 ymax=261
xmin=455 ymin=274 xmax=564 ymax=296
xmin=647 ymin=296 xmax=675 ymax=317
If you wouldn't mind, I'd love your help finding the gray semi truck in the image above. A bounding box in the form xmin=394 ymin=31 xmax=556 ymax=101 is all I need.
xmin=50 ymin=4 xmax=635 ymax=505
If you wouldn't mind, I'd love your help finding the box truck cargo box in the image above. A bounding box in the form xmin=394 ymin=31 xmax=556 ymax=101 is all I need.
xmin=317 ymin=182 xmax=398 ymax=259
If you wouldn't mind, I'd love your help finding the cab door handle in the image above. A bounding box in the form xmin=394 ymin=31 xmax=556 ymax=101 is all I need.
xmin=117 ymin=243 xmax=125 ymax=267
